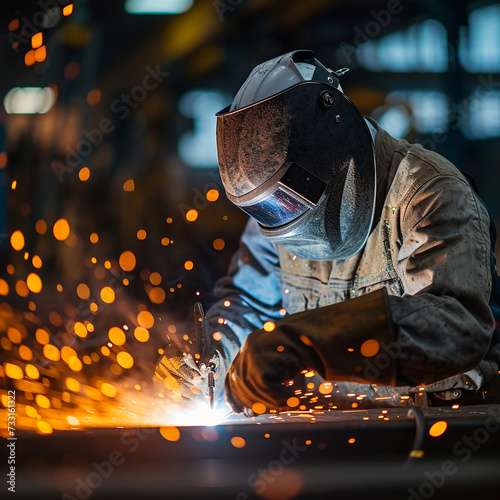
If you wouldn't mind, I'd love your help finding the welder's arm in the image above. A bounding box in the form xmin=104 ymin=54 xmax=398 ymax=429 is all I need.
xmin=388 ymin=175 xmax=495 ymax=386
xmin=154 ymin=219 xmax=283 ymax=405
xmin=205 ymin=218 xmax=285 ymax=377
xmin=225 ymin=288 xmax=395 ymax=413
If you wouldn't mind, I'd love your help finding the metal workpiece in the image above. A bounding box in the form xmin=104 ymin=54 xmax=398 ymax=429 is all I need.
xmin=11 ymin=405 xmax=500 ymax=500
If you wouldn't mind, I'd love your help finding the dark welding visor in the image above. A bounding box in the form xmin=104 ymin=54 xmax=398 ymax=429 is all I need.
xmin=216 ymin=81 xmax=376 ymax=259
xmin=226 ymin=161 xmax=327 ymax=228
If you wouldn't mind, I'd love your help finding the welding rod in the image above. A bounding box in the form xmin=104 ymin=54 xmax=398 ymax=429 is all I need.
xmin=208 ymin=366 xmax=215 ymax=410
xmin=194 ymin=302 xmax=216 ymax=410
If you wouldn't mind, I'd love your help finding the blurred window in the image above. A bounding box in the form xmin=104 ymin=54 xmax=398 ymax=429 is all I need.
xmin=462 ymin=91 xmax=500 ymax=139
xmin=460 ymin=4 xmax=500 ymax=73
xmin=357 ymin=19 xmax=448 ymax=72
xmin=375 ymin=91 xmax=449 ymax=137
xmin=407 ymin=91 xmax=449 ymax=133
xmin=178 ymin=90 xmax=230 ymax=168
xmin=377 ymin=106 xmax=411 ymax=139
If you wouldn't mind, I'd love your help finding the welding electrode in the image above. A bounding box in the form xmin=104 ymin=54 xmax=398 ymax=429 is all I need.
xmin=194 ymin=302 xmax=216 ymax=409
xmin=208 ymin=364 xmax=215 ymax=409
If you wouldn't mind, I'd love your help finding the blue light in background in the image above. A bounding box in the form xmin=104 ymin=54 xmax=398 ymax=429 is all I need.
xmin=462 ymin=92 xmax=500 ymax=140
xmin=377 ymin=105 xmax=412 ymax=139
xmin=124 ymin=0 xmax=194 ymax=15
xmin=376 ymin=91 xmax=449 ymax=136
xmin=358 ymin=5 xmax=500 ymax=140
xmin=356 ymin=19 xmax=448 ymax=72
xmin=376 ymin=90 xmax=500 ymax=140
xmin=178 ymin=90 xmax=230 ymax=168
xmin=408 ymin=91 xmax=449 ymax=134
xmin=461 ymin=4 xmax=500 ymax=72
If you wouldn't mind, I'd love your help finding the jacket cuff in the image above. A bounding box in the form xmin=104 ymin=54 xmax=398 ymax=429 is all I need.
xmin=277 ymin=288 xmax=397 ymax=386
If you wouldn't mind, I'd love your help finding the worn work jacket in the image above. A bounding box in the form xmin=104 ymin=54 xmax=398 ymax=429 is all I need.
xmin=206 ymin=119 xmax=500 ymax=393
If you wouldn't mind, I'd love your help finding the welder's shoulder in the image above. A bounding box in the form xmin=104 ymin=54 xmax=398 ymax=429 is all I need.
xmin=396 ymin=142 xmax=475 ymax=208
xmin=404 ymin=142 xmax=468 ymax=185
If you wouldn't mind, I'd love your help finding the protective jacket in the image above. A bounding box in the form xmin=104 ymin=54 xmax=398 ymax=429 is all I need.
xmin=207 ymin=119 xmax=500 ymax=395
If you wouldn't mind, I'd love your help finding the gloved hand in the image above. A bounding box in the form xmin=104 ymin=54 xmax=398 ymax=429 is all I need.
xmin=153 ymin=343 xmax=220 ymax=403
xmin=224 ymin=328 xmax=318 ymax=415
xmin=225 ymin=288 xmax=395 ymax=414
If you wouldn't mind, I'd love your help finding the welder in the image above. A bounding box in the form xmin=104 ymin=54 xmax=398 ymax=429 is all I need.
xmin=155 ymin=50 xmax=500 ymax=413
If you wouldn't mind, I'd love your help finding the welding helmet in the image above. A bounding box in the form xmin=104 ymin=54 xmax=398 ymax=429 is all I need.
xmin=216 ymin=50 xmax=376 ymax=260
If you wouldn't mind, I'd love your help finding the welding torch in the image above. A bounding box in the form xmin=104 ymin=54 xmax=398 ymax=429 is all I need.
xmin=194 ymin=302 xmax=217 ymax=409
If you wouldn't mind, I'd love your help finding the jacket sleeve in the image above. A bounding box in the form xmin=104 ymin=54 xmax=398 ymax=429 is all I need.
xmin=390 ymin=174 xmax=496 ymax=386
xmin=205 ymin=218 xmax=284 ymax=364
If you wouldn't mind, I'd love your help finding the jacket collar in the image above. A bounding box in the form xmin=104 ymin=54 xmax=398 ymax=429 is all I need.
xmin=365 ymin=117 xmax=410 ymax=230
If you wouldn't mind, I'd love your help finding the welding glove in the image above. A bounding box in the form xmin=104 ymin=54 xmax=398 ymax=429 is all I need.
xmin=225 ymin=288 xmax=396 ymax=414
xmin=153 ymin=343 xmax=221 ymax=404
